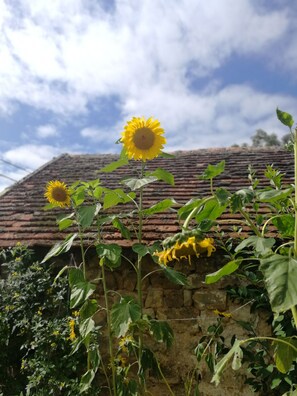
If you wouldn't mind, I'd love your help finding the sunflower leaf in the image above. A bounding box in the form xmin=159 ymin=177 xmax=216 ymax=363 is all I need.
xmin=122 ymin=176 xmax=158 ymax=191
xmin=41 ymin=233 xmax=78 ymax=263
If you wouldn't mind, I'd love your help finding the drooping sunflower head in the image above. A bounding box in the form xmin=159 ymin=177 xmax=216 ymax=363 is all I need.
xmin=121 ymin=116 xmax=166 ymax=161
xmin=44 ymin=180 xmax=71 ymax=208
xmin=155 ymin=234 xmax=215 ymax=266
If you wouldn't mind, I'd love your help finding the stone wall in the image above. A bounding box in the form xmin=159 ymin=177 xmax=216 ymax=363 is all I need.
xmin=83 ymin=248 xmax=271 ymax=396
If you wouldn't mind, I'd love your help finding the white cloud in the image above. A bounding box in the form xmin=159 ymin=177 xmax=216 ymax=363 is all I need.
xmin=3 ymin=144 xmax=64 ymax=169
xmin=36 ymin=124 xmax=59 ymax=138
xmin=0 ymin=0 xmax=295 ymax=154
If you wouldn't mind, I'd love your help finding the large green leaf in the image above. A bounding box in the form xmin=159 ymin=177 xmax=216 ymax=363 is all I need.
xmin=79 ymin=299 xmax=98 ymax=320
xmin=200 ymin=160 xmax=225 ymax=180
xmin=272 ymin=215 xmax=295 ymax=238
xmin=162 ymin=265 xmax=188 ymax=286
xmin=211 ymin=339 xmax=242 ymax=386
xmin=79 ymin=369 xmax=96 ymax=394
xmin=79 ymin=318 xmax=95 ymax=340
xmin=112 ymin=217 xmax=131 ymax=239
xmin=132 ymin=243 xmax=150 ymax=258
xmin=178 ymin=198 xmax=203 ymax=220
xmin=98 ymin=156 xmax=129 ymax=173
xmin=149 ymin=319 xmax=174 ymax=348
xmin=42 ymin=233 xmax=77 ymax=263
xmin=274 ymin=337 xmax=297 ymax=374
xmin=142 ymin=198 xmax=177 ymax=216
xmin=205 ymin=260 xmax=241 ymax=284
xmin=276 ymin=108 xmax=294 ymax=128
xmin=96 ymin=243 xmax=122 ymax=269
xmin=103 ymin=189 xmax=135 ymax=209
xmin=122 ymin=176 xmax=158 ymax=191
xmin=69 ymin=268 xmax=96 ymax=309
xmin=111 ymin=296 xmax=141 ymax=337
xmin=196 ymin=198 xmax=226 ymax=222
xmin=77 ymin=204 xmax=100 ymax=229
xmin=235 ymin=236 xmax=275 ymax=255
xmin=146 ymin=168 xmax=175 ymax=186
xmin=258 ymin=188 xmax=293 ymax=203
xmin=260 ymin=254 xmax=297 ymax=312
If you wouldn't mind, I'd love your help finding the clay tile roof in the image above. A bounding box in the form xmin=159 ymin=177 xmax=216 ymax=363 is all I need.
xmin=0 ymin=147 xmax=294 ymax=248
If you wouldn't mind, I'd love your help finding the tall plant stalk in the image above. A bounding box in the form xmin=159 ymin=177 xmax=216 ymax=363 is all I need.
xmin=292 ymin=127 xmax=297 ymax=328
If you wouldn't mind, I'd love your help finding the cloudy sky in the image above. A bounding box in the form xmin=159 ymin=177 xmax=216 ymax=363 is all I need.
xmin=0 ymin=0 xmax=297 ymax=191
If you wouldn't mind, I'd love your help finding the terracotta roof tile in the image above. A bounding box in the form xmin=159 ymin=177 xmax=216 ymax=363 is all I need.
xmin=0 ymin=147 xmax=294 ymax=247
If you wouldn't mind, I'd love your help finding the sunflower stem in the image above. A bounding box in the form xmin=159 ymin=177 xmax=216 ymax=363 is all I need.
xmin=137 ymin=161 xmax=145 ymax=393
xmin=292 ymin=127 xmax=297 ymax=329
xmin=102 ymin=260 xmax=117 ymax=396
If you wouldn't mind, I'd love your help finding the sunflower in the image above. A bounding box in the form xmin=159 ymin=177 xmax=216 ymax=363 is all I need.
xmin=44 ymin=180 xmax=71 ymax=208
xmin=121 ymin=116 xmax=166 ymax=161
xmin=155 ymin=236 xmax=215 ymax=266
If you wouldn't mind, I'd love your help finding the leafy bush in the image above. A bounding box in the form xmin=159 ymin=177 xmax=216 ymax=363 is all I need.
xmin=0 ymin=244 xmax=97 ymax=395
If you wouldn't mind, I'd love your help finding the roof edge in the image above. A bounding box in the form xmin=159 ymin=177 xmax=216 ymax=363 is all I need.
xmin=0 ymin=153 xmax=70 ymax=198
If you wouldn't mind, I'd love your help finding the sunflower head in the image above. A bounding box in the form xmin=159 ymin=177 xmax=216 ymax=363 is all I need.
xmin=121 ymin=116 xmax=166 ymax=161
xmin=155 ymin=234 xmax=215 ymax=266
xmin=44 ymin=180 xmax=71 ymax=208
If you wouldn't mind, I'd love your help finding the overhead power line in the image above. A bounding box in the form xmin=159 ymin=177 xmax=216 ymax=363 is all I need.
xmin=0 ymin=158 xmax=32 ymax=173
xmin=0 ymin=173 xmax=18 ymax=182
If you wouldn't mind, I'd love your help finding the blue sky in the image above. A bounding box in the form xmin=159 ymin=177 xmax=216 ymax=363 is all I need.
xmin=0 ymin=0 xmax=297 ymax=191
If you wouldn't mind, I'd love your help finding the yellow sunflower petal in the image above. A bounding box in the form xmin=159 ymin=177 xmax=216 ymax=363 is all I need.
xmin=121 ymin=116 xmax=166 ymax=161
xmin=44 ymin=180 xmax=71 ymax=208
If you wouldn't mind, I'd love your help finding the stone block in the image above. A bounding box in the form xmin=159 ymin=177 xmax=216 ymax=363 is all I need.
xmin=193 ymin=290 xmax=226 ymax=310
xmin=164 ymin=289 xmax=184 ymax=308
xmin=145 ymin=288 xmax=164 ymax=308
xmin=184 ymin=289 xmax=193 ymax=307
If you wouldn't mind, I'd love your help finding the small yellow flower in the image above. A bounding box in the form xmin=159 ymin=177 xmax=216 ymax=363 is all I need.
xmin=44 ymin=180 xmax=71 ymax=208
xmin=52 ymin=330 xmax=60 ymax=336
xmin=37 ymin=307 xmax=43 ymax=316
xmin=121 ymin=116 xmax=166 ymax=161
xmin=114 ymin=355 xmax=127 ymax=367
xmin=68 ymin=319 xmax=76 ymax=341
xmin=119 ymin=335 xmax=134 ymax=352
xmin=72 ymin=310 xmax=80 ymax=317
xmin=155 ymin=236 xmax=215 ymax=266
xmin=213 ymin=309 xmax=232 ymax=318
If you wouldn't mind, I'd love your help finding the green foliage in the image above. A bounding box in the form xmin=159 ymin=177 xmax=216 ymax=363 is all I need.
xmin=199 ymin=160 xmax=225 ymax=180
xmin=0 ymin=245 xmax=97 ymax=396
xmin=111 ymin=296 xmax=141 ymax=337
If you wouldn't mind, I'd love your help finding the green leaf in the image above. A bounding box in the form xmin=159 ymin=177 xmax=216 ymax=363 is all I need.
xmin=211 ymin=339 xmax=242 ymax=386
xmin=200 ymin=160 xmax=225 ymax=180
xmin=42 ymin=233 xmax=77 ymax=263
xmin=69 ymin=268 xmax=96 ymax=309
xmin=103 ymin=189 xmax=135 ymax=209
xmin=79 ymin=318 xmax=95 ymax=340
xmin=132 ymin=243 xmax=150 ymax=258
xmin=258 ymin=188 xmax=293 ymax=203
xmin=196 ymin=198 xmax=226 ymax=222
xmin=260 ymin=254 xmax=297 ymax=312
xmin=272 ymin=215 xmax=295 ymax=238
xmin=142 ymin=198 xmax=177 ymax=216
xmin=149 ymin=320 xmax=174 ymax=348
xmin=205 ymin=260 xmax=241 ymax=284
xmin=56 ymin=212 xmax=75 ymax=231
xmin=276 ymin=108 xmax=294 ymax=128
xmin=178 ymin=198 xmax=202 ymax=220
xmin=146 ymin=168 xmax=175 ymax=186
xmin=231 ymin=345 xmax=243 ymax=370
xmin=140 ymin=348 xmax=161 ymax=378
xmin=79 ymin=369 xmax=95 ymax=394
xmin=89 ymin=346 xmax=101 ymax=370
xmin=98 ymin=156 xmax=129 ymax=173
xmin=215 ymin=188 xmax=231 ymax=205
xmin=159 ymin=151 xmax=175 ymax=158
xmin=96 ymin=243 xmax=122 ymax=269
xmin=79 ymin=299 xmax=98 ymax=320
xmin=112 ymin=217 xmax=131 ymax=239
xmin=274 ymin=337 xmax=297 ymax=374
xmin=77 ymin=205 xmax=100 ymax=229
xmin=235 ymin=236 xmax=275 ymax=255
xmin=111 ymin=296 xmax=141 ymax=337
xmin=162 ymin=265 xmax=188 ymax=286
xmin=122 ymin=176 xmax=158 ymax=191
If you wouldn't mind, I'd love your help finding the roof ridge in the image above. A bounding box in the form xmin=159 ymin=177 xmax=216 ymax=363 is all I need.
xmin=0 ymin=153 xmax=69 ymax=198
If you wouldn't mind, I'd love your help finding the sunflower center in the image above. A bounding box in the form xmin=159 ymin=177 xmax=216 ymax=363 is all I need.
xmin=133 ymin=127 xmax=155 ymax=150
xmin=52 ymin=187 xmax=68 ymax=202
